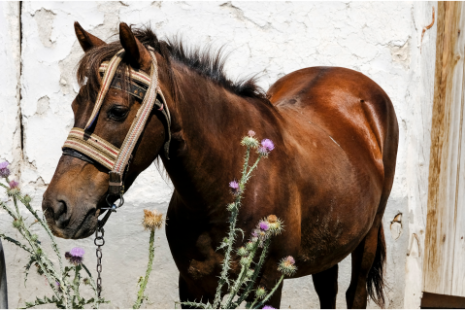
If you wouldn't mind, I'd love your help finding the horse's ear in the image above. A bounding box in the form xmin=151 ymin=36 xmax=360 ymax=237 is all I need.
xmin=74 ymin=22 xmax=106 ymax=52
xmin=119 ymin=22 xmax=151 ymax=71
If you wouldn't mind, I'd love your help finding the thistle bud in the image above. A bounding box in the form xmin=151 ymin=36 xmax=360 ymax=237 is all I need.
xmin=241 ymin=136 xmax=259 ymax=149
xmin=250 ymin=230 xmax=259 ymax=243
xmin=31 ymin=234 xmax=38 ymax=242
xmin=255 ymin=286 xmax=267 ymax=299
xmin=240 ymin=256 xmax=251 ymax=266
xmin=267 ymin=215 xmax=283 ymax=236
xmin=24 ymin=195 xmax=32 ymax=204
xmin=278 ymin=256 xmax=297 ymax=276
xmin=7 ymin=188 xmax=19 ymax=196
xmin=246 ymin=241 xmax=255 ymax=252
xmin=12 ymin=219 xmax=21 ymax=229
xmin=237 ymin=247 xmax=249 ymax=257
xmin=227 ymin=203 xmax=236 ymax=212
xmin=246 ymin=269 xmax=254 ymax=278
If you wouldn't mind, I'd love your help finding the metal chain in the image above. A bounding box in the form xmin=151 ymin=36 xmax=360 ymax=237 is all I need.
xmin=93 ymin=193 xmax=124 ymax=299
xmin=94 ymin=226 xmax=105 ymax=298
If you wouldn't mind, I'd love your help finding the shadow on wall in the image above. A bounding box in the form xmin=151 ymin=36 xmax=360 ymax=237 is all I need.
xmin=0 ymin=239 xmax=7 ymax=308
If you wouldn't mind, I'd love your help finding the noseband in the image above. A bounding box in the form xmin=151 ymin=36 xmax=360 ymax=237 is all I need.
xmin=62 ymin=48 xmax=171 ymax=222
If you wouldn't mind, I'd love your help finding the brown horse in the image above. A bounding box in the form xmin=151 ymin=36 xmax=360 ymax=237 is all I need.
xmin=42 ymin=22 xmax=398 ymax=309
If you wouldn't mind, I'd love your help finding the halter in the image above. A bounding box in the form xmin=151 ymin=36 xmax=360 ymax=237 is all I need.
xmin=62 ymin=48 xmax=171 ymax=217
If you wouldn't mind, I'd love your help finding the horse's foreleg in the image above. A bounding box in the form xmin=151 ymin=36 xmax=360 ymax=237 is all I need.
xmin=312 ymin=264 xmax=339 ymax=309
xmin=345 ymin=219 xmax=385 ymax=309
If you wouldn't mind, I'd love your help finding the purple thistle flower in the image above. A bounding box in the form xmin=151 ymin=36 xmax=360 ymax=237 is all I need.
xmin=259 ymin=221 xmax=270 ymax=232
xmin=66 ymin=247 xmax=85 ymax=265
xmin=285 ymin=256 xmax=295 ymax=265
xmin=248 ymin=130 xmax=256 ymax=137
xmin=250 ymin=229 xmax=259 ymax=242
xmin=0 ymin=161 xmax=10 ymax=178
xmin=229 ymin=180 xmax=240 ymax=196
xmin=9 ymin=180 xmax=19 ymax=189
xmin=263 ymin=306 xmax=275 ymax=309
xmin=258 ymin=139 xmax=275 ymax=156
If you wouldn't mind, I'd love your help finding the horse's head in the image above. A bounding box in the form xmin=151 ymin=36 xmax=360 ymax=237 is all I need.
xmin=42 ymin=22 xmax=173 ymax=239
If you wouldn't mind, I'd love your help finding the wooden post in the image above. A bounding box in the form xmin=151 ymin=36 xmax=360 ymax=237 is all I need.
xmin=424 ymin=1 xmax=465 ymax=297
xmin=0 ymin=239 xmax=8 ymax=309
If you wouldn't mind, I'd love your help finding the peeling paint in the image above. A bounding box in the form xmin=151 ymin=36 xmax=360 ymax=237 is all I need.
xmin=33 ymin=8 xmax=56 ymax=48
xmin=390 ymin=40 xmax=411 ymax=70
xmin=390 ymin=213 xmax=403 ymax=240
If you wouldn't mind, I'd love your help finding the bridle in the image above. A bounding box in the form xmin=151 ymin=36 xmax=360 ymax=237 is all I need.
xmin=61 ymin=47 xmax=171 ymax=298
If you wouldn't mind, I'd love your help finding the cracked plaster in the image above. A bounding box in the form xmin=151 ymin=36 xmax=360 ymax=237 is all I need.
xmin=0 ymin=2 xmax=438 ymax=308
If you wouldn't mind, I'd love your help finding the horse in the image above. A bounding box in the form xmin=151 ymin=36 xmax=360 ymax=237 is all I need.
xmin=42 ymin=22 xmax=398 ymax=309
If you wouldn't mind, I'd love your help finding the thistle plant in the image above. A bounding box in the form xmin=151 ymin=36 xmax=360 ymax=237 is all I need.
xmin=0 ymin=161 xmax=105 ymax=309
xmin=181 ymin=131 xmax=297 ymax=309
xmin=133 ymin=209 xmax=163 ymax=309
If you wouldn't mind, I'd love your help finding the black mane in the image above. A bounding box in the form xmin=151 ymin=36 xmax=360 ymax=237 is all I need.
xmin=132 ymin=26 xmax=270 ymax=104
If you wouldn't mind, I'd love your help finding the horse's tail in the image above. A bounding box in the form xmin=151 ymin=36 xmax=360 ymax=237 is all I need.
xmin=367 ymin=224 xmax=386 ymax=307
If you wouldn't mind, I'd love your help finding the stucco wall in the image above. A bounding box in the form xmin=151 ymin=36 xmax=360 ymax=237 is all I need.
xmin=0 ymin=1 xmax=437 ymax=308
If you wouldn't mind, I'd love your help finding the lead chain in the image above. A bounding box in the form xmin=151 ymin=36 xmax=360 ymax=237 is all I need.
xmin=94 ymin=227 xmax=105 ymax=299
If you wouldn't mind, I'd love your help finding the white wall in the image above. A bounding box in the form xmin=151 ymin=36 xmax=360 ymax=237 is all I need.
xmin=0 ymin=2 xmax=437 ymax=308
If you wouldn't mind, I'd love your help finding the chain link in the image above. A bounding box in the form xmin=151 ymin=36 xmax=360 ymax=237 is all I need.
xmin=94 ymin=227 xmax=105 ymax=298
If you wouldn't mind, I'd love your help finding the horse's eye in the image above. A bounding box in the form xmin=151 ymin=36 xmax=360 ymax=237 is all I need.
xmin=108 ymin=106 xmax=129 ymax=121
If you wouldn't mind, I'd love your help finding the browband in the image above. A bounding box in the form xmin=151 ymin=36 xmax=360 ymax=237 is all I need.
xmin=62 ymin=48 xmax=171 ymax=197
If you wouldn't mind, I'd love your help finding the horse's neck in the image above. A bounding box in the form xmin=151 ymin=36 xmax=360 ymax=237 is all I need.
xmin=163 ymin=67 xmax=273 ymax=210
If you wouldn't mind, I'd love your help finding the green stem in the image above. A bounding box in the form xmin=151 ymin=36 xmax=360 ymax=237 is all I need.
xmin=73 ymin=265 xmax=82 ymax=304
xmin=249 ymin=295 xmax=261 ymax=309
xmin=224 ymin=241 xmax=259 ymax=309
xmin=253 ymin=275 xmax=285 ymax=309
xmin=20 ymin=223 xmax=62 ymax=302
xmin=241 ymin=147 xmax=252 ymax=184
xmin=1 ymin=201 xmax=18 ymax=221
xmin=223 ymin=265 xmax=246 ymax=308
xmin=0 ymin=233 xmax=33 ymax=254
xmin=213 ymin=146 xmax=255 ymax=308
xmin=232 ymin=239 xmax=271 ymax=307
xmin=133 ymin=229 xmax=156 ymax=309
xmin=17 ymin=194 xmax=69 ymax=305
xmin=0 ymin=182 xmax=8 ymax=190
xmin=245 ymin=156 xmax=262 ymax=181
xmin=82 ymin=264 xmax=100 ymax=309
xmin=6 ymin=195 xmax=65 ymax=306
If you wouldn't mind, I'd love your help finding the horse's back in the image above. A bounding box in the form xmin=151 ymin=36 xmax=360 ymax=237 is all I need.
xmin=268 ymin=66 xmax=398 ymax=184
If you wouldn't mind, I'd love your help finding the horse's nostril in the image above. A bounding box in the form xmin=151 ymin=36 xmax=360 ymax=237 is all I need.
xmin=54 ymin=200 xmax=70 ymax=229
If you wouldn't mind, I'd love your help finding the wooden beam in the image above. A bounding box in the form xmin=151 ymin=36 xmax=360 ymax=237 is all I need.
xmin=421 ymin=292 xmax=465 ymax=308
